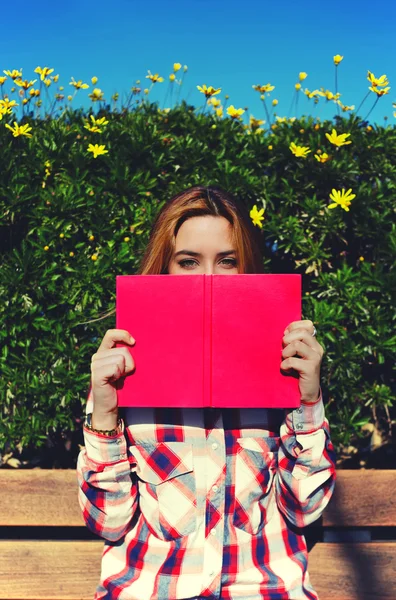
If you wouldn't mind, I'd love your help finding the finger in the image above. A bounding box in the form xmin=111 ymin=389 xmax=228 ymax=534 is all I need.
xmin=280 ymin=356 xmax=316 ymax=374
xmin=92 ymin=353 xmax=125 ymax=376
xmin=282 ymin=340 xmax=318 ymax=361
xmin=92 ymin=348 xmax=135 ymax=372
xmin=282 ymin=330 xmax=323 ymax=354
xmin=97 ymin=329 xmax=135 ymax=352
xmin=92 ymin=361 xmax=124 ymax=383
xmin=285 ymin=320 xmax=315 ymax=334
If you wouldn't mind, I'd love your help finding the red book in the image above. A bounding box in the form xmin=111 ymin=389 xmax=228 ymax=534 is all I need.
xmin=115 ymin=274 xmax=301 ymax=408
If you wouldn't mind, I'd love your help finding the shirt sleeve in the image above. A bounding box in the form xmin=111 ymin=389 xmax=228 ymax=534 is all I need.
xmin=274 ymin=386 xmax=337 ymax=528
xmin=76 ymin=389 xmax=139 ymax=542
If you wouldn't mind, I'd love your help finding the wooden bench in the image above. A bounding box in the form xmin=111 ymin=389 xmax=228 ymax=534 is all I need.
xmin=0 ymin=470 xmax=395 ymax=599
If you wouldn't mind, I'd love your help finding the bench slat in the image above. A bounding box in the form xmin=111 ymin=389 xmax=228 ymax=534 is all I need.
xmin=0 ymin=470 xmax=84 ymax=527
xmin=0 ymin=540 xmax=103 ymax=599
xmin=309 ymin=542 xmax=396 ymax=599
xmin=1 ymin=469 xmax=396 ymax=527
xmin=323 ymin=470 xmax=396 ymax=527
xmin=0 ymin=541 xmax=395 ymax=600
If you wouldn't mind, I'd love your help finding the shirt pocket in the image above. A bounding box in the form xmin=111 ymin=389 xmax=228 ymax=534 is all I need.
xmin=233 ymin=436 xmax=278 ymax=535
xmin=129 ymin=441 xmax=197 ymax=541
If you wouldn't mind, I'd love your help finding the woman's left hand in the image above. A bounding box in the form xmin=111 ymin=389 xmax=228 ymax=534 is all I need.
xmin=280 ymin=319 xmax=324 ymax=404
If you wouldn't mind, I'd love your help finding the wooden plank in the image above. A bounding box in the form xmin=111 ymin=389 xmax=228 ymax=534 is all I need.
xmin=323 ymin=470 xmax=396 ymax=527
xmin=0 ymin=541 xmax=103 ymax=600
xmin=0 ymin=471 xmax=84 ymax=527
xmin=0 ymin=541 xmax=395 ymax=600
xmin=0 ymin=469 xmax=396 ymax=527
xmin=309 ymin=542 xmax=396 ymax=599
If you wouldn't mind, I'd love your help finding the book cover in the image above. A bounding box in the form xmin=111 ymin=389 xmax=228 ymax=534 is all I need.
xmin=115 ymin=274 xmax=301 ymax=408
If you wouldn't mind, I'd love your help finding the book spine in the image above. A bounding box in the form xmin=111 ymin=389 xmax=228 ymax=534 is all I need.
xmin=202 ymin=274 xmax=212 ymax=407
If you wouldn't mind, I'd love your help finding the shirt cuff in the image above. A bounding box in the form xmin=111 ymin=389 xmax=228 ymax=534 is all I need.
xmin=285 ymin=387 xmax=325 ymax=434
xmin=83 ymin=418 xmax=128 ymax=465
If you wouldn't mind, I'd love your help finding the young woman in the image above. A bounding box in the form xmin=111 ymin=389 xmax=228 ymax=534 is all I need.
xmin=77 ymin=185 xmax=336 ymax=600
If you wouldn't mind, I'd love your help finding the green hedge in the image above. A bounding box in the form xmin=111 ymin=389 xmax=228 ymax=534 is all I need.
xmin=0 ymin=101 xmax=395 ymax=465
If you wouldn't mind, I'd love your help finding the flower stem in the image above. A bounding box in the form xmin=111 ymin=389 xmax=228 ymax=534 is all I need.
xmin=355 ymin=90 xmax=371 ymax=117
xmin=362 ymin=96 xmax=380 ymax=123
xmin=288 ymin=90 xmax=296 ymax=119
xmin=335 ymin=66 xmax=340 ymax=117
xmin=262 ymin=96 xmax=272 ymax=126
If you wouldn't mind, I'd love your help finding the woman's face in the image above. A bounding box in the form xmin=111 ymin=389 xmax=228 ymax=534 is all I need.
xmin=168 ymin=215 xmax=239 ymax=275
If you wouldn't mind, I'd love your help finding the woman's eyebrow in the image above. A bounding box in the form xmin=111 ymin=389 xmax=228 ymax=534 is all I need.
xmin=174 ymin=250 xmax=236 ymax=258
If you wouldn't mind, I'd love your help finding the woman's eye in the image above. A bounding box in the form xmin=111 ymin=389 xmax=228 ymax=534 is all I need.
xmin=178 ymin=259 xmax=237 ymax=269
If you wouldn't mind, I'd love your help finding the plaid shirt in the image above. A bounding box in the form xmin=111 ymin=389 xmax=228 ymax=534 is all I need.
xmin=77 ymin=388 xmax=336 ymax=600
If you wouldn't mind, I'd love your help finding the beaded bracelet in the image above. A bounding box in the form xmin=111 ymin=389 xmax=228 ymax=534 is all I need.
xmin=84 ymin=413 xmax=122 ymax=437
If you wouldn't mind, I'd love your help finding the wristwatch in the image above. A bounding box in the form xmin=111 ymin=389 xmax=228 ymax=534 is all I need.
xmin=84 ymin=412 xmax=123 ymax=437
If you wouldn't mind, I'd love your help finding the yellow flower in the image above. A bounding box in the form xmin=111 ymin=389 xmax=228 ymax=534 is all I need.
xmin=169 ymin=73 xmax=176 ymax=81
xmin=146 ymin=70 xmax=164 ymax=83
xmin=325 ymin=128 xmax=352 ymax=147
xmin=226 ymin=105 xmax=245 ymax=119
xmin=314 ymin=152 xmax=330 ymax=163
xmin=252 ymin=83 xmax=275 ymax=93
xmin=197 ymin=84 xmax=221 ymax=98
xmin=289 ymin=142 xmax=311 ymax=158
xmin=295 ymin=83 xmax=301 ymax=90
xmin=91 ymin=254 xmax=98 ymax=261
xmin=88 ymin=88 xmax=104 ymax=102
xmin=89 ymin=235 xmax=95 ymax=241
xmin=275 ymin=116 xmax=287 ymax=123
xmin=334 ymin=55 xmax=344 ymax=66
xmin=249 ymin=116 xmax=265 ymax=130
xmin=14 ymin=78 xmax=37 ymax=89
xmin=299 ymin=72 xmax=308 ymax=81
xmin=59 ymin=233 xmax=65 ymax=238
xmin=367 ymin=70 xmax=389 ymax=87
xmin=359 ymin=256 xmax=365 ymax=261
xmin=328 ymin=188 xmax=356 ymax=211
xmin=69 ymin=251 xmax=75 ymax=257
xmin=84 ymin=114 xmax=109 ymax=133
xmin=3 ymin=69 xmax=22 ymax=79
xmin=250 ymin=205 xmax=265 ymax=228
xmin=268 ymin=145 xmax=273 ymax=150
xmin=216 ymin=107 xmax=223 ymax=118
xmin=208 ymin=97 xmax=221 ymax=108
xmin=69 ymin=76 xmax=89 ymax=90
xmin=124 ymin=237 xmax=130 ymax=242
xmin=5 ymin=121 xmax=33 ymax=137
xmin=0 ymin=76 xmax=7 ymax=85
xmin=173 ymin=63 xmax=182 ymax=72
xmin=369 ymin=86 xmax=390 ymax=97
xmin=91 ymin=76 xmax=98 ymax=85
xmin=87 ymin=143 xmax=109 ymax=158
xmin=52 ymin=74 xmax=59 ymax=82
xmin=44 ymin=78 xmax=52 ymax=87
xmin=44 ymin=245 xmax=49 ymax=251
xmin=67 ymin=95 xmax=73 ymax=101
xmin=272 ymin=99 xmax=278 ymax=106
xmin=34 ymin=66 xmax=54 ymax=81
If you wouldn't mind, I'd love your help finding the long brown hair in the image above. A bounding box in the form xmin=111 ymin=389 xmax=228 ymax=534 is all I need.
xmin=138 ymin=184 xmax=264 ymax=275
xmin=83 ymin=185 xmax=265 ymax=323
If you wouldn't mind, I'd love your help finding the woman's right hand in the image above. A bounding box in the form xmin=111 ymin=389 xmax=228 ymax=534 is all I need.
xmin=90 ymin=329 xmax=136 ymax=427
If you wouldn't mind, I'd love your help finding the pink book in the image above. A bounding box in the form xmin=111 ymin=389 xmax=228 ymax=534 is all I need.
xmin=115 ymin=274 xmax=301 ymax=408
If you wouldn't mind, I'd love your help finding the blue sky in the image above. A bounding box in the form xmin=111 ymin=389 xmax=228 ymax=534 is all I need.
xmin=1 ymin=0 xmax=395 ymax=127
